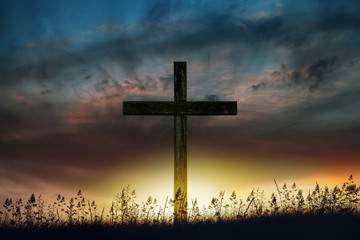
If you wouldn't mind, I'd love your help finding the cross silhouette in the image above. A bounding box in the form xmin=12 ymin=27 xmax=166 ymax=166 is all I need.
xmin=123 ymin=62 xmax=237 ymax=224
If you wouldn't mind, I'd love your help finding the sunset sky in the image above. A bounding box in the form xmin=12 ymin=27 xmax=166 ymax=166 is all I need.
xmin=1 ymin=0 xmax=360 ymax=209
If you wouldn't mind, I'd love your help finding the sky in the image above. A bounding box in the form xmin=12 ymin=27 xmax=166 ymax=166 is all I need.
xmin=0 ymin=0 xmax=360 ymax=209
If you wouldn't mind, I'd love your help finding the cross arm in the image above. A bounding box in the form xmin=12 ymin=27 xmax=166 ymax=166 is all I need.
xmin=123 ymin=101 xmax=237 ymax=115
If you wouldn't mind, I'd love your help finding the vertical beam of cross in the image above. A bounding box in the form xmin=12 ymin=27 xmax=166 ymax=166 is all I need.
xmin=123 ymin=62 xmax=237 ymax=225
xmin=174 ymin=62 xmax=187 ymax=223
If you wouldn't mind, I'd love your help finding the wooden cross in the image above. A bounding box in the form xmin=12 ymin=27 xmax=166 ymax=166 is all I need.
xmin=123 ymin=62 xmax=237 ymax=224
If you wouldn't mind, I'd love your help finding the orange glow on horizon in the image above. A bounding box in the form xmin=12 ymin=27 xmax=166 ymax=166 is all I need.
xmin=1 ymin=150 xmax=358 ymax=215
xmin=80 ymin=151 xmax=360 ymax=211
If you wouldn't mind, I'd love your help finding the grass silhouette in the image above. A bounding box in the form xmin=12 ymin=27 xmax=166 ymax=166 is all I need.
xmin=1 ymin=175 xmax=360 ymax=239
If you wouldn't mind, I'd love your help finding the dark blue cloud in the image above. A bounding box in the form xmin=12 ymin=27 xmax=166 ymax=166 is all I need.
xmin=0 ymin=0 xmax=360 ymax=178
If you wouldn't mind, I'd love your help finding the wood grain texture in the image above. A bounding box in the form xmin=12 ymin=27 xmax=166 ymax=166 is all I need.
xmin=174 ymin=114 xmax=187 ymax=223
xmin=123 ymin=101 xmax=237 ymax=115
xmin=174 ymin=62 xmax=186 ymax=102
xmin=122 ymin=62 xmax=238 ymax=225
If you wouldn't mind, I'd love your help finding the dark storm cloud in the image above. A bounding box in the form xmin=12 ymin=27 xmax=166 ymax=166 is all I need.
xmin=1 ymin=0 xmax=359 ymax=92
xmin=317 ymin=9 xmax=360 ymax=30
xmin=0 ymin=1 xmax=357 ymax=109
xmin=0 ymin=42 xmax=93 ymax=86
xmin=159 ymin=74 xmax=173 ymax=90
xmin=40 ymin=89 xmax=53 ymax=95
xmin=254 ymin=56 xmax=337 ymax=91
xmin=189 ymin=86 xmax=360 ymax=159
xmin=144 ymin=0 xmax=173 ymax=23
xmin=95 ymin=77 xmax=122 ymax=93
xmin=0 ymin=105 xmax=21 ymax=132
xmin=0 ymin=107 xmax=175 ymax=180
xmin=258 ymin=86 xmax=360 ymax=139
xmin=307 ymin=56 xmax=337 ymax=91
xmin=251 ymin=81 xmax=267 ymax=91
xmin=204 ymin=94 xmax=219 ymax=101
xmin=293 ymin=87 xmax=360 ymax=123
xmin=1 ymin=0 xmax=360 ymax=183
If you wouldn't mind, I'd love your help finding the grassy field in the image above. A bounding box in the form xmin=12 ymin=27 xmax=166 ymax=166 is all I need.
xmin=1 ymin=175 xmax=359 ymax=239
xmin=1 ymin=214 xmax=359 ymax=239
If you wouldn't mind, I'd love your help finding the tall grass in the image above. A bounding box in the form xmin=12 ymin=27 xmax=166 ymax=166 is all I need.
xmin=1 ymin=175 xmax=359 ymax=228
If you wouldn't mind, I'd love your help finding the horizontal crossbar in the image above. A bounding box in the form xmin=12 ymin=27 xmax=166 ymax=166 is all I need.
xmin=123 ymin=101 xmax=237 ymax=115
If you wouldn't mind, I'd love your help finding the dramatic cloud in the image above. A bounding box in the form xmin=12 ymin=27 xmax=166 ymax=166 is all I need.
xmin=0 ymin=0 xmax=360 ymax=203
xmin=204 ymin=94 xmax=219 ymax=101
xmin=254 ymin=56 xmax=338 ymax=91
xmin=306 ymin=56 xmax=337 ymax=91
xmin=251 ymin=81 xmax=267 ymax=91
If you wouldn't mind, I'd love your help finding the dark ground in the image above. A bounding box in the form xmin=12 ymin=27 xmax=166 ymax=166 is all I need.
xmin=0 ymin=214 xmax=358 ymax=240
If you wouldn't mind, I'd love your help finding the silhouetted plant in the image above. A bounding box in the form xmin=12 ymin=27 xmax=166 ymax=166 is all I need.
xmin=1 ymin=175 xmax=360 ymax=227
xmin=25 ymin=193 xmax=36 ymax=225
xmin=189 ymin=198 xmax=200 ymax=222
xmin=111 ymin=185 xmax=139 ymax=224
xmin=209 ymin=191 xmax=225 ymax=222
